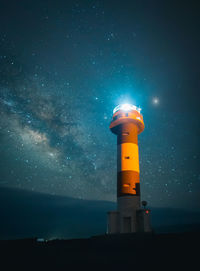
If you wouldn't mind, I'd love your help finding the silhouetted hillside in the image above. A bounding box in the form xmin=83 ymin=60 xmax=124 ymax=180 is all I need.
xmin=0 ymin=187 xmax=113 ymax=240
xmin=0 ymin=187 xmax=200 ymax=240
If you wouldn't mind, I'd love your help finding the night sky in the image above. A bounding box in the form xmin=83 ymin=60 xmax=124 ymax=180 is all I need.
xmin=0 ymin=0 xmax=200 ymax=238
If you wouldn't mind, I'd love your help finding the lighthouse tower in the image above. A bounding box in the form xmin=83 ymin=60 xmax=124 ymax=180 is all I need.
xmin=107 ymin=104 xmax=151 ymax=234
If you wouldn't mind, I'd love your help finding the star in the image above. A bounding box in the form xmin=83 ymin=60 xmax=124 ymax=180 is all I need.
xmin=152 ymin=97 xmax=159 ymax=105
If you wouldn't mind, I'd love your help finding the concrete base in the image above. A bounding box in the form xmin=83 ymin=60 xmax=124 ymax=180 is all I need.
xmin=107 ymin=196 xmax=152 ymax=234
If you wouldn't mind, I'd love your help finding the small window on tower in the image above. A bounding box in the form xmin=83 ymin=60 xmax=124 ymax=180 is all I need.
xmin=122 ymin=132 xmax=129 ymax=136
xmin=123 ymin=183 xmax=130 ymax=187
xmin=125 ymin=156 xmax=130 ymax=159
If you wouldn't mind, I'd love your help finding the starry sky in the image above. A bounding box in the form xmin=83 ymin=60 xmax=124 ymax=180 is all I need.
xmin=0 ymin=0 xmax=200 ymax=213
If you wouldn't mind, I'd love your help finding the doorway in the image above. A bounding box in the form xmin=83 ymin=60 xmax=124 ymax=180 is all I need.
xmin=123 ymin=217 xmax=131 ymax=233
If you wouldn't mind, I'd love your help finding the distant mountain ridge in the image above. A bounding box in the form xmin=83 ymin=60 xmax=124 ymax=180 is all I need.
xmin=0 ymin=187 xmax=200 ymax=240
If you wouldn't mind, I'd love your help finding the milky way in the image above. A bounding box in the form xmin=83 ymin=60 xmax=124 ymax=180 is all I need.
xmin=0 ymin=0 xmax=199 ymax=210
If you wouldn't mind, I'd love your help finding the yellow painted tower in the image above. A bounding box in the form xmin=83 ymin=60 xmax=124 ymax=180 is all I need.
xmin=107 ymin=104 xmax=152 ymax=234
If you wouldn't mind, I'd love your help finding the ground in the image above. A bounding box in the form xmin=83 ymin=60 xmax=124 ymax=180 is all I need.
xmin=0 ymin=231 xmax=199 ymax=270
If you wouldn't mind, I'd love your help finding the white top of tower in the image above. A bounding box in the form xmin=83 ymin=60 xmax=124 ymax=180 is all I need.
xmin=113 ymin=104 xmax=142 ymax=114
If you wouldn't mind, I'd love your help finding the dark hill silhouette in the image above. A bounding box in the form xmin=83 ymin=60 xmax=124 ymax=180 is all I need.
xmin=0 ymin=187 xmax=200 ymax=240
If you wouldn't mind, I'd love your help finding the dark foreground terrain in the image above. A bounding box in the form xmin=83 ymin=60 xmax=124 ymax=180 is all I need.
xmin=0 ymin=231 xmax=199 ymax=270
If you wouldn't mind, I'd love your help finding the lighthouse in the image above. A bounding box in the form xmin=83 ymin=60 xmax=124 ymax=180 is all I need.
xmin=107 ymin=104 xmax=152 ymax=234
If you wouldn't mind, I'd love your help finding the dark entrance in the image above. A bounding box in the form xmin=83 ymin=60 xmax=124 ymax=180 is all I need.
xmin=123 ymin=217 xmax=131 ymax=233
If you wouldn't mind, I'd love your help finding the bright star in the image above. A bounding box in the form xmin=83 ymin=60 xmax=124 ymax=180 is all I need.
xmin=152 ymin=97 xmax=159 ymax=105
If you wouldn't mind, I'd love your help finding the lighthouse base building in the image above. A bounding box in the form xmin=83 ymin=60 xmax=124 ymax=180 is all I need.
xmin=107 ymin=197 xmax=152 ymax=234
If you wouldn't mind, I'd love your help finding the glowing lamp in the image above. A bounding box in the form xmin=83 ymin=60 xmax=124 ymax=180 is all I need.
xmin=113 ymin=104 xmax=141 ymax=114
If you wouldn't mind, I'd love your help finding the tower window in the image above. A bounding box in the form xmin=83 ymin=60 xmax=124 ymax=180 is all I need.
xmin=123 ymin=183 xmax=130 ymax=187
xmin=122 ymin=132 xmax=129 ymax=136
xmin=124 ymin=156 xmax=130 ymax=159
